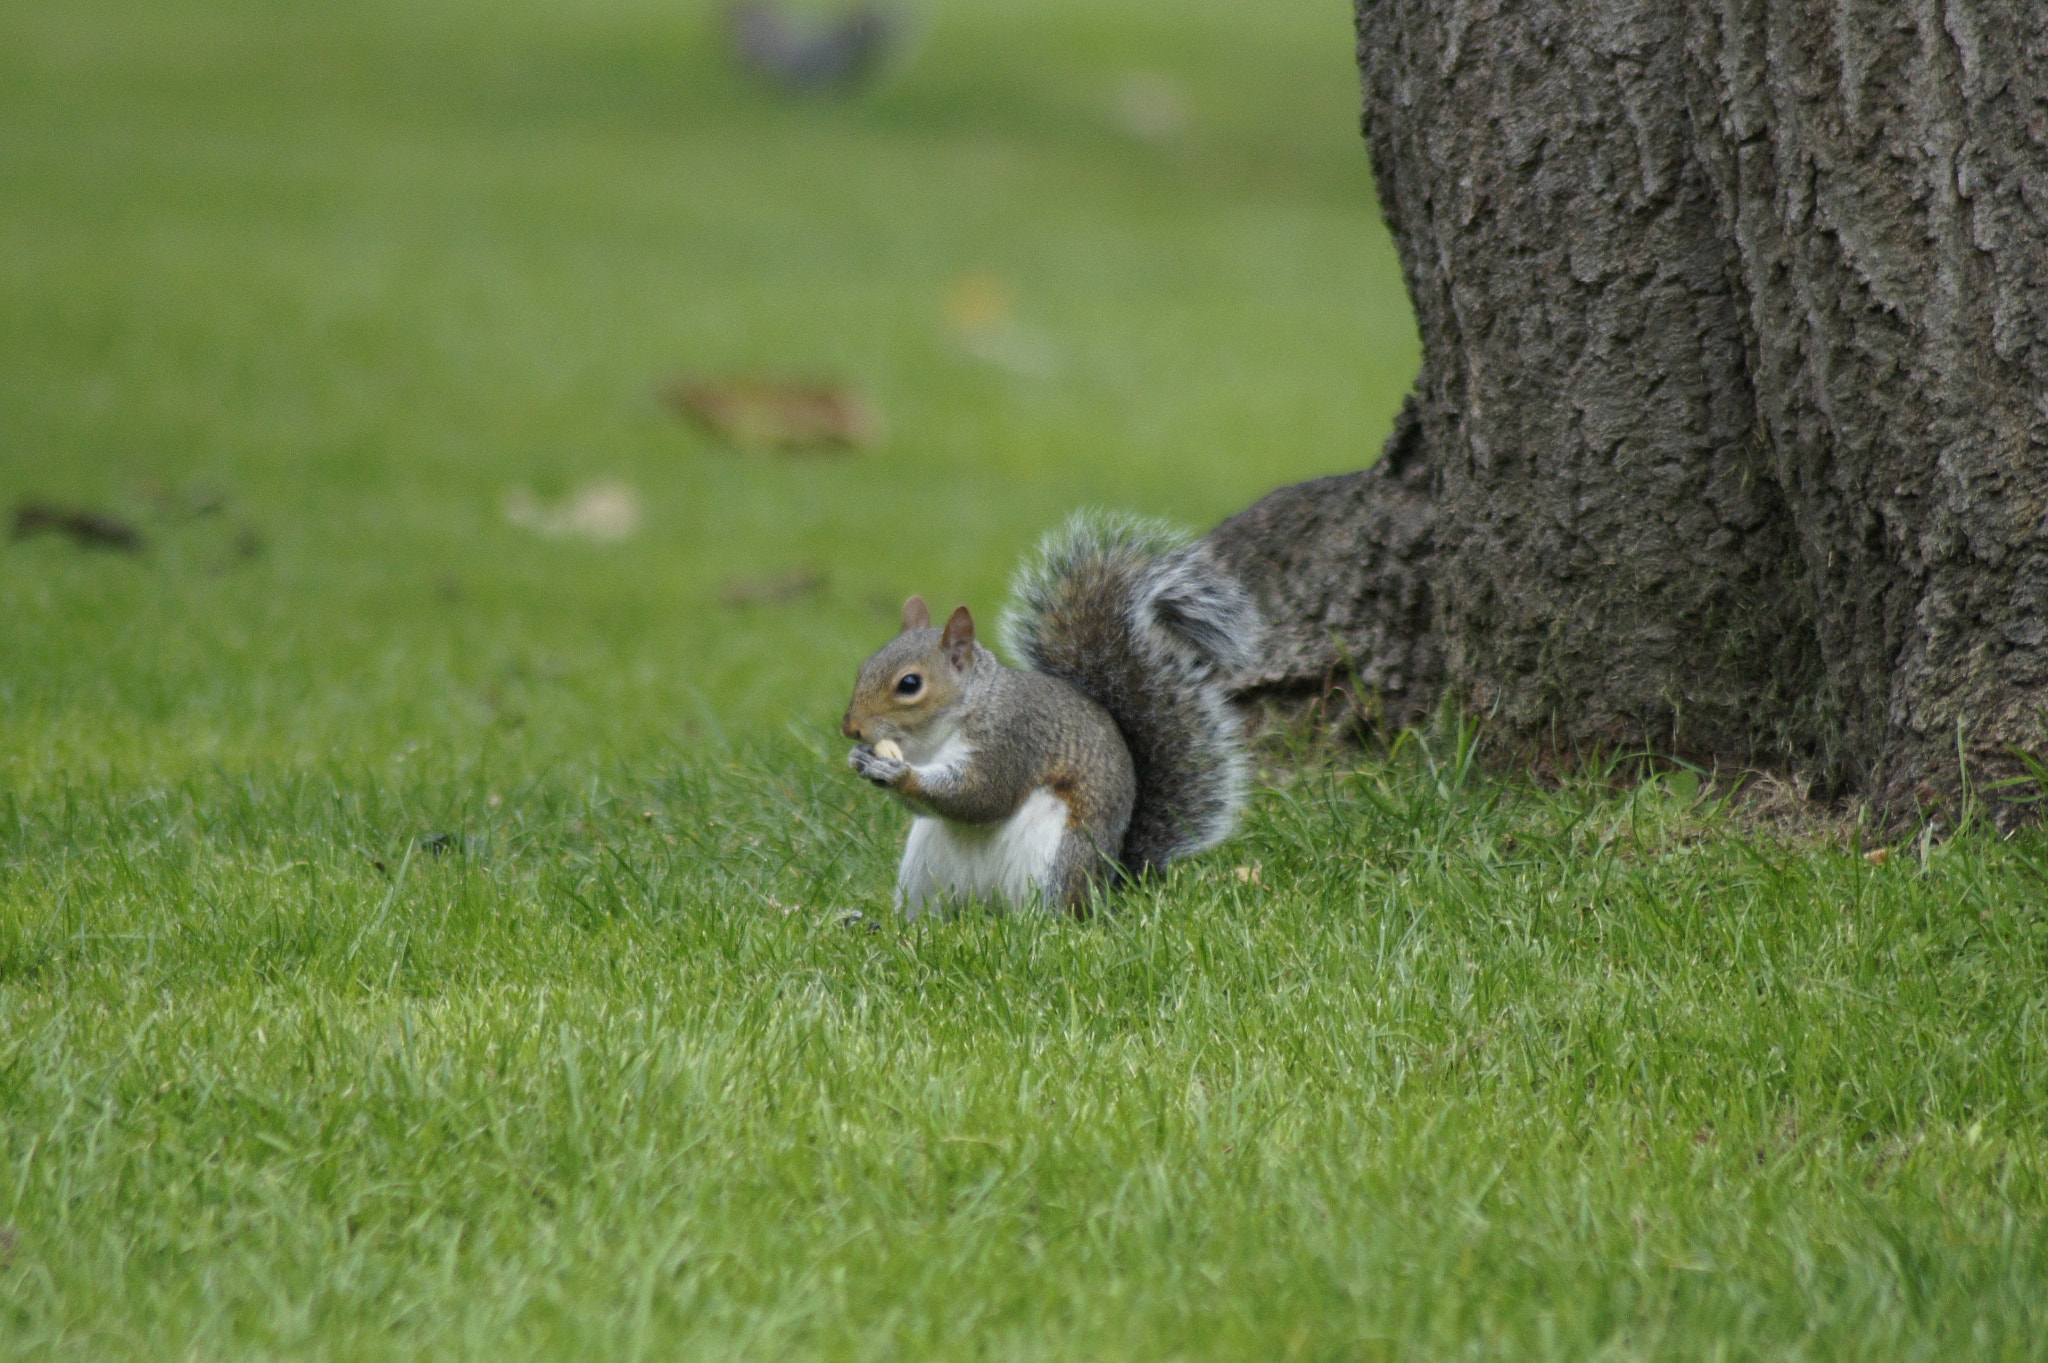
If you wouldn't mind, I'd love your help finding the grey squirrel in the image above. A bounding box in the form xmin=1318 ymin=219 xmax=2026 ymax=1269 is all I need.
xmin=839 ymin=512 xmax=1264 ymax=915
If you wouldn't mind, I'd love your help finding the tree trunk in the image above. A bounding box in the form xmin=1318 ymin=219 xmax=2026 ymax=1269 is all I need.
xmin=1212 ymin=0 xmax=2048 ymax=820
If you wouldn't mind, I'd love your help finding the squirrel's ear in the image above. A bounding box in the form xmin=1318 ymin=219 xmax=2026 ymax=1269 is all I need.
xmin=942 ymin=605 xmax=976 ymax=670
xmin=900 ymin=595 xmax=931 ymax=632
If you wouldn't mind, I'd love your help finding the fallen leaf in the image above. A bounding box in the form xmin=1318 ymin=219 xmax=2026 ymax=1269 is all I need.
xmin=1112 ymin=71 xmax=1191 ymax=141
xmin=503 ymin=481 xmax=641 ymax=542
xmin=665 ymin=378 xmax=881 ymax=452
xmin=1234 ymin=864 xmax=1262 ymax=886
xmin=941 ymin=273 xmax=1059 ymax=376
xmin=943 ymin=272 xmax=1014 ymax=332
xmin=11 ymin=502 xmax=143 ymax=552
xmin=1862 ymin=847 xmax=1890 ymax=865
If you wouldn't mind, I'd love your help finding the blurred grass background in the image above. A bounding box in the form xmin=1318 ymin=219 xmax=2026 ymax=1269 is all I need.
xmin=0 ymin=0 xmax=1416 ymax=781
xmin=7 ymin=6 xmax=2048 ymax=1359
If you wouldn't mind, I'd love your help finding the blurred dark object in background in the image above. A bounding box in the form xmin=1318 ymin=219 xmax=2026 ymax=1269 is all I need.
xmin=727 ymin=2 xmax=904 ymax=95
xmin=665 ymin=376 xmax=882 ymax=452
xmin=11 ymin=501 xmax=144 ymax=553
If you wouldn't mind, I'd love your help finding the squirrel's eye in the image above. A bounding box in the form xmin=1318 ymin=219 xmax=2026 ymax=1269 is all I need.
xmin=895 ymin=673 xmax=923 ymax=697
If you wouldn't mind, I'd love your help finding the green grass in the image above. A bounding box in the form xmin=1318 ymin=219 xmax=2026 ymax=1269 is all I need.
xmin=5 ymin=745 xmax=2048 ymax=1359
xmin=0 ymin=0 xmax=1409 ymax=779
xmin=4 ymin=0 xmax=2047 ymax=1359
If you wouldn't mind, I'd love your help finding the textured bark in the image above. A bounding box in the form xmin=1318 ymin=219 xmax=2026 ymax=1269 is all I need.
xmin=1212 ymin=0 xmax=2048 ymax=814
xmin=1208 ymin=395 xmax=1442 ymax=725
xmin=1685 ymin=0 xmax=2048 ymax=806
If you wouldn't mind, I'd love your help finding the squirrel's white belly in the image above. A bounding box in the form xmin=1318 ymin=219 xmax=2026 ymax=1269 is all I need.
xmin=896 ymin=786 xmax=1068 ymax=916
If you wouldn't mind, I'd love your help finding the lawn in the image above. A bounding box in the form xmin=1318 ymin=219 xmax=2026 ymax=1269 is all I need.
xmin=4 ymin=1 xmax=2047 ymax=1359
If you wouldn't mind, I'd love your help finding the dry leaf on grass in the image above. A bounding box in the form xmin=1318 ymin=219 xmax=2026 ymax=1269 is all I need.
xmin=664 ymin=378 xmax=881 ymax=452
xmin=11 ymin=502 xmax=144 ymax=552
xmin=943 ymin=272 xmax=1015 ymax=332
xmin=1111 ymin=71 xmax=1191 ymax=141
xmin=942 ymin=273 xmax=1058 ymax=376
xmin=503 ymin=481 xmax=641 ymax=543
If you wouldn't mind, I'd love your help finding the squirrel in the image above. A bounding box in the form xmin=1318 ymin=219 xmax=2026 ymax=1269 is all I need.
xmin=839 ymin=512 xmax=1264 ymax=916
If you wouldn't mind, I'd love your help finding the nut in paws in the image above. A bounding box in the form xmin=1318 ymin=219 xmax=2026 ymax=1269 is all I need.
xmin=849 ymin=746 xmax=909 ymax=786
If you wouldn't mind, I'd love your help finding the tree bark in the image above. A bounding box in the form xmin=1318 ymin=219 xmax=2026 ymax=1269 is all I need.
xmin=1213 ymin=0 xmax=2048 ymax=818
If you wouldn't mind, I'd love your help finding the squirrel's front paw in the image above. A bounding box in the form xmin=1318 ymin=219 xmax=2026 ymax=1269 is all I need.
xmin=848 ymin=745 xmax=909 ymax=788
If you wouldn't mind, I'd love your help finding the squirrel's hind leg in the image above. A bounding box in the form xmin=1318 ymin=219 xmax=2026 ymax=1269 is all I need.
xmin=1044 ymin=824 xmax=1120 ymax=918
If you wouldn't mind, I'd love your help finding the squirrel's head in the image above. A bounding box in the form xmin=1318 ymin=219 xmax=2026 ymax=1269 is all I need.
xmin=840 ymin=595 xmax=978 ymax=750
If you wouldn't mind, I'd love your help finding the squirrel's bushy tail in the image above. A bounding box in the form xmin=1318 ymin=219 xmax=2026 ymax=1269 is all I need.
xmin=1000 ymin=511 xmax=1264 ymax=875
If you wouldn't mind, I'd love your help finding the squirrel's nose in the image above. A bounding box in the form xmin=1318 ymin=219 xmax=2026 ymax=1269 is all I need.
xmin=840 ymin=712 xmax=861 ymax=740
